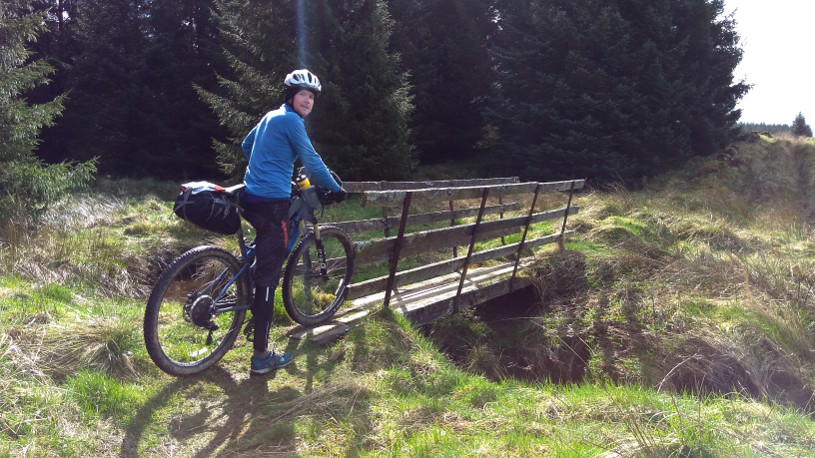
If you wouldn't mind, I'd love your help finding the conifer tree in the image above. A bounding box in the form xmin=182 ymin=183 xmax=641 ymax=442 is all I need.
xmin=197 ymin=0 xmax=302 ymax=178
xmin=308 ymin=0 xmax=415 ymax=179
xmin=486 ymin=0 xmax=645 ymax=179
xmin=51 ymin=1 xmax=144 ymax=171
xmin=131 ymin=0 xmax=226 ymax=178
xmin=388 ymin=0 xmax=496 ymax=164
xmin=54 ymin=0 xmax=223 ymax=178
xmin=27 ymin=0 xmax=79 ymax=164
xmin=200 ymin=0 xmax=414 ymax=181
xmin=792 ymin=112 xmax=813 ymax=137
xmin=486 ymin=0 xmax=748 ymax=182
xmin=0 ymin=0 xmax=94 ymax=221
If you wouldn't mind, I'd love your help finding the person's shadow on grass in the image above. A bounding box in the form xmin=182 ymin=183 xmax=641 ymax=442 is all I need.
xmin=120 ymin=362 xmax=298 ymax=457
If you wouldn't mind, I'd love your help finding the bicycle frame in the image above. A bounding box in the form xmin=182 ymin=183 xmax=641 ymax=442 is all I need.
xmin=210 ymin=190 xmax=315 ymax=317
xmin=208 ymin=226 xmax=255 ymax=316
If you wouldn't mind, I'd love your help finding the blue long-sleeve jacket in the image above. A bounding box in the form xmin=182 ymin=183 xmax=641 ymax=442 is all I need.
xmin=242 ymin=104 xmax=340 ymax=199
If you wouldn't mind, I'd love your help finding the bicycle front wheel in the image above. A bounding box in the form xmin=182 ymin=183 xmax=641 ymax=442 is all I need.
xmin=144 ymin=246 xmax=248 ymax=377
xmin=282 ymin=226 xmax=354 ymax=326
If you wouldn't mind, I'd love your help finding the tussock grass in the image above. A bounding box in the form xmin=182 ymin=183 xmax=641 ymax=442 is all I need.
xmin=35 ymin=315 xmax=142 ymax=378
xmin=5 ymin=137 xmax=815 ymax=455
xmin=428 ymin=135 xmax=815 ymax=417
xmin=0 ymin=186 xmax=214 ymax=298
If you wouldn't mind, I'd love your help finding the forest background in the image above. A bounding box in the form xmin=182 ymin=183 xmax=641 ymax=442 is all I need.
xmin=4 ymin=0 xmax=753 ymax=214
xmin=8 ymin=1 xmax=815 ymax=454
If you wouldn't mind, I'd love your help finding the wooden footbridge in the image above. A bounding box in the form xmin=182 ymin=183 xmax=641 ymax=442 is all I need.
xmin=289 ymin=177 xmax=585 ymax=344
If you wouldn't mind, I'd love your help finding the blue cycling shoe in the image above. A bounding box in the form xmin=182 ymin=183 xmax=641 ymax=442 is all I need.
xmin=250 ymin=351 xmax=293 ymax=375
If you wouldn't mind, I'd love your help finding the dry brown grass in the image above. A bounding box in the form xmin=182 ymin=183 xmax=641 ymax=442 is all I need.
xmin=9 ymin=313 xmax=143 ymax=382
xmin=427 ymin=136 xmax=815 ymax=411
xmin=0 ymin=192 xmax=196 ymax=299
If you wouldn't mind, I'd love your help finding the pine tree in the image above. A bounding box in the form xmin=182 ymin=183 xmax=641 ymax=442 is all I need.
xmin=132 ymin=0 xmax=226 ymax=178
xmin=51 ymin=0 xmax=144 ymax=171
xmin=792 ymin=112 xmax=813 ymax=137
xmin=486 ymin=0 xmax=644 ymax=179
xmin=53 ymin=0 xmax=224 ymax=178
xmin=485 ymin=0 xmax=748 ymax=182
xmin=200 ymin=0 xmax=415 ymax=181
xmin=308 ymin=0 xmax=415 ymax=179
xmin=0 ymin=0 xmax=95 ymax=222
xmin=28 ymin=0 xmax=80 ymax=164
xmin=388 ymin=0 xmax=496 ymax=164
xmin=667 ymin=0 xmax=749 ymax=156
xmin=197 ymin=0 xmax=301 ymax=179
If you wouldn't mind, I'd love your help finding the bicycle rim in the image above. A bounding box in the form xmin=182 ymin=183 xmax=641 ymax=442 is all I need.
xmin=283 ymin=226 xmax=354 ymax=326
xmin=144 ymin=246 xmax=247 ymax=376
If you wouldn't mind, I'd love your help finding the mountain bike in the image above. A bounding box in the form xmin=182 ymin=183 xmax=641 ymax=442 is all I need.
xmin=143 ymin=175 xmax=354 ymax=377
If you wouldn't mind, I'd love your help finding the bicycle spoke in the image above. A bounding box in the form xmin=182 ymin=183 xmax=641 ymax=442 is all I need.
xmin=283 ymin=227 xmax=354 ymax=326
xmin=144 ymin=246 xmax=247 ymax=377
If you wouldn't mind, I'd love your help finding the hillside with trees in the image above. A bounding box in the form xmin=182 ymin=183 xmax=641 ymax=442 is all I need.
xmin=7 ymin=1 xmax=815 ymax=455
xmin=3 ymin=133 xmax=815 ymax=456
xmin=739 ymin=112 xmax=814 ymax=138
xmin=738 ymin=122 xmax=791 ymax=135
xmin=16 ymin=0 xmax=747 ymax=186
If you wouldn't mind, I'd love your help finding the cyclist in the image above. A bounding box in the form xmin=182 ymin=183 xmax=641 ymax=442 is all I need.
xmin=240 ymin=69 xmax=347 ymax=375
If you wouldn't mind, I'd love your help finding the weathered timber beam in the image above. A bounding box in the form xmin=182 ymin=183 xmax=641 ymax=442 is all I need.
xmin=330 ymin=202 xmax=521 ymax=235
xmin=290 ymin=261 xmax=537 ymax=345
xmin=361 ymin=179 xmax=585 ymax=207
xmin=343 ymin=177 xmax=519 ymax=193
xmin=353 ymin=205 xmax=580 ymax=263
xmin=395 ymin=266 xmax=535 ymax=327
xmin=346 ymin=232 xmax=564 ymax=300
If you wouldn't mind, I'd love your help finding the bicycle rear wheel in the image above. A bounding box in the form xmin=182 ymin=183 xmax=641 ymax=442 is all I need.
xmin=144 ymin=246 xmax=248 ymax=376
xmin=282 ymin=226 xmax=354 ymax=326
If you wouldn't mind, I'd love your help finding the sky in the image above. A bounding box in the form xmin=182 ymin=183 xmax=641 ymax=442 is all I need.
xmin=723 ymin=0 xmax=815 ymax=125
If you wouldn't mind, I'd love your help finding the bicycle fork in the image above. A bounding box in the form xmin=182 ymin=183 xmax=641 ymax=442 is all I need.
xmin=311 ymin=224 xmax=329 ymax=278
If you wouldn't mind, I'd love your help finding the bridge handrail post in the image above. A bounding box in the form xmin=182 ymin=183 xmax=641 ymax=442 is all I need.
xmin=449 ymin=199 xmax=457 ymax=258
xmin=381 ymin=206 xmax=391 ymax=237
xmin=383 ymin=191 xmax=412 ymax=308
xmin=510 ymin=183 xmax=542 ymax=291
xmin=453 ymin=187 xmax=490 ymax=313
xmin=558 ymin=180 xmax=577 ymax=250
xmin=499 ymin=194 xmax=506 ymax=246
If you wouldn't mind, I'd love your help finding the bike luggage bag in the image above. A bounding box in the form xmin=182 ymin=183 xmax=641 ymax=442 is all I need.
xmin=173 ymin=181 xmax=241 ymax=235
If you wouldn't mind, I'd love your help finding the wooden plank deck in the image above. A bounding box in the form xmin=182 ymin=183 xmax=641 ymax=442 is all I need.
xmin=287 ymin=258 xmax=536 ymax=345
xmin=286 ymin=177 xmax=582 ymax=346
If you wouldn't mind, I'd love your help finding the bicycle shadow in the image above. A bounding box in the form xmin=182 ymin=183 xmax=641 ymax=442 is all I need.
xmin=121 ymin=335 xmax=375 ymax=456
xmin=121 ymin=364 xmax=295 ymax=457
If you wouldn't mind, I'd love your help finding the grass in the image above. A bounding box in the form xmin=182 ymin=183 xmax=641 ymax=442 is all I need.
xmin=4 ymin=139 xmax=815 ymax=455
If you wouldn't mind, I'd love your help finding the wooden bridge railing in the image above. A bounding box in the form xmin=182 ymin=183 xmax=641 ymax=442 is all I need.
xmin=337 ymin=177 xmax=585 ymax=312
xmin=341 ymin=177 xmax=521 ymax=238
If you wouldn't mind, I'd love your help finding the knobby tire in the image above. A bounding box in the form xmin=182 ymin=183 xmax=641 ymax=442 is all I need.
xmin=282 ymin=226 xmax=354 ymax=326
xmin=144 ymin=246 xmax=248 ymax=377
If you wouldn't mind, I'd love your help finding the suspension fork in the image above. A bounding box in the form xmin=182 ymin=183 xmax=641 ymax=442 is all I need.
xmin=311 ymin=224 xmax=329 ymax=278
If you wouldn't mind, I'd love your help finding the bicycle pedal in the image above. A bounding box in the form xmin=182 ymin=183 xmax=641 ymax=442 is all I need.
xmin=243 ymin=317 xmax=255 ymax=342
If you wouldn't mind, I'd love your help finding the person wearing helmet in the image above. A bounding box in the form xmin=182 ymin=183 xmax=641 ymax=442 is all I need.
xmin=240 ymin=69 xmax=347 ymax=375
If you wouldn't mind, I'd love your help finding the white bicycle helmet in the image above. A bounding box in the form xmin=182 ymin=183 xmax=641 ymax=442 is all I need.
xmin=284 ymin=69 xmax=322 ymax=95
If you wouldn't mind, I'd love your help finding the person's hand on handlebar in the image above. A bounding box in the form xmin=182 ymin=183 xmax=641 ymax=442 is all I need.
xmin=318 ymin=187 xmax=347 ymax=205
xmin=329 ymin=188 xmax=348 ymax=203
